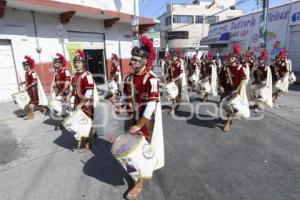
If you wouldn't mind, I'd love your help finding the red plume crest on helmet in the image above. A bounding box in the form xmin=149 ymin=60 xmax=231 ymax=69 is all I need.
xmin=208 ymin=51 xmax=214 ymax=61
xmin=260 ymin=50 xmax=269 ymax=60
xmin=176 ymin=48 xmax=182 ymax=59
xmin=24 ymin=55 xmax=35 ymax=68
xmin=76 ymin=49 xmax=84 ymax=58
xmin=279 ymin=49 xmax=288 ymax=58
xmin=55 ymin=53 xmax=67 ymax=66
xmin=140 ymin=35 xmax=155 ymax=71
xmin=111 ymin=53 xmax=119 ymax=60
xmin=192 ymin=54 xmax=197 ymax=62
xmin=232 ymin=44 xmax=241 ymax=57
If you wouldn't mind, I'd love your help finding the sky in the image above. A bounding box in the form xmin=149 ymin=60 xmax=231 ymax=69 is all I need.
xmin=139 ymin=0 xmax=292 ymax=18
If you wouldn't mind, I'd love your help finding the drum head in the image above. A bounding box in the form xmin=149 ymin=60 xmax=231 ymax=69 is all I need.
xmin=112 ymin=134 xmax=140 ymax=157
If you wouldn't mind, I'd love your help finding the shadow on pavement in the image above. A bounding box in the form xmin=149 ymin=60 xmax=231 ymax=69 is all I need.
xmin=288 ymin=83 xmax=300 ymax=92
xmin=83 ymin=139 xmax=134 ymax=187
xmin=53 ymin=128 xmax=78 ymax=151
xmin=175 ymin=110 xmax=225 ymax=129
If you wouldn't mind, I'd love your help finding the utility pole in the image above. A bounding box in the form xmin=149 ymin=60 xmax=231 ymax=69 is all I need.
xmin=261 ymin=0 xmax=269 ymax=49
xmin=132 ymin=0 xmax=140 ymax=47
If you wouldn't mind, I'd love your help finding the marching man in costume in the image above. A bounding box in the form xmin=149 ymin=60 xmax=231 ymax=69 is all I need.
xmin=273 ymin=49 xmax=290 ymax=102
xmin=187 ymin=54 xmax=200 ymax=91
xmin=110 ymin=53 xmax=122 ymax=91
xmin=168 ymin=48 xmax=189 ymax=114
xmin=219 ymin=44 xmax=250 ymax=132
xmin=20 ymin=56 xmax=48 ymax=120
xmin=115 ymin=35 xmax=164 ymax=200
xmin=51 ymin=53 xmax=71 ymax=99
xmin=239 ymin=53 xmax=250 ymax=85
xmin=250 ymin=50 xmax=273 ymax=112
xmin=106 ymin=54 xmax=121 ymax=102
xmin=162 ymin=52 xmax=172 ymax=84
xmin=67 ymin=50 xmax=97 ymax=152
xmin=198 ymin=51 xmax=217 ymax=102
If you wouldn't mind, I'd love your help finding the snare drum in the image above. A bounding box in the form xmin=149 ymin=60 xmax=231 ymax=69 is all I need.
xmin=62 ymin=109 xmax=92 ymax=140
xmin=49 ymin=96 xmax=68 ymax=116
xmin=11 ymin=91 xmax=31 ymax=110
xmin=188 ymin=73 xmax=198 ymax=83
xmin=197 ymin=79 xmax=211 ymax=94
xmin=222 ymin=94 xmax=249 ymax=118
xmin=111 ymin=134 xmax=158 ymax=181
xmin=164 ymin=82 xmax=179 ymax=99
xmin=108 ymin=80 xmax=118 ymax=94
xmin=250 ymin=84 xmax=268 ymax=103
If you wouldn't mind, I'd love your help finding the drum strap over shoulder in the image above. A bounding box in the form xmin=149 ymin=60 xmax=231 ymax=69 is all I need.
xmin=226 ymin=67 xmax=234 ymax=88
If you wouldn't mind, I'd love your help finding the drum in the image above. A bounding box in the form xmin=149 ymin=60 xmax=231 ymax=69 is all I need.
xmin=62 ymin=109 xmax=92 ymax=140
xmin=108 ymin=80 xmax=118 ymax=95
xmin=11 ymin=91 xmax=31 ymax=110
xmin=250 ymin=84 xmax=268 ymax=103
xmin=164 ymin=81 xmax=179 ymax=99
xmin=197 ymin=79 xmax=211 ymax=94
xmin=289 ymin=72 xmax=296 ymax=84
xmin=188 ymin=73 xmax=198 ymax=83
xmin=49 ymin=96 xmax=68 ymax=116
xmin=275 ymin=78 xmax=289 ymax=93
xmin=222 ymin=94 xmax=249 ymax=118
xmin=111 ymin=133 xmax=158 ymax=181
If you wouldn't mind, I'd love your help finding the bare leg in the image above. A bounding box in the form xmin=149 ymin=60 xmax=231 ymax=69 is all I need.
xmin=203 ymin=93 xmax=209 ymax=102
xmin=223 ymin=114 xmax=232 ymax=132
xmin=24 ymin=104 xmax=34 ymax=120
xmin=126 ymin=179 xmax=144 ymax=200
xmin=169 ymin=99 xmax=176 ymax=115
xmin=78 ymin=137 xmax=91 ymax=153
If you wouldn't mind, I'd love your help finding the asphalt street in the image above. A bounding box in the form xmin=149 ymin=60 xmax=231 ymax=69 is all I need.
xmin=1 ymin=82 xmax=300 ymax=200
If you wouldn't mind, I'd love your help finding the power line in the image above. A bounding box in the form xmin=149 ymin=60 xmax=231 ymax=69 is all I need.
xmin=151 ymin=0 xmax=191 ymax=17
xmin=162 ymin=0 xmax=251 ymax=33
xmin=150 ymin=0 xmax=170 ymax=17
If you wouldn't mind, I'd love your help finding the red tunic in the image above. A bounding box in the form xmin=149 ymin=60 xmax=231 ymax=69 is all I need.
xmin=200 ymin=62 xmax=212 ymax=80
xmin=110 ymin=64 xmax=120 ymax=81
xmin=71 ymin=70 xmax=95 ymax=118
xmin=275 ymin=61 xmax=288 ymax=78
xmin=171 ymin=61 xmax=183 ymax=79
xmin=54 ymin=68 xmax=71 ymax=96
xmin=252 ymin=65 xmax=267 ymax=83
xmin=123 ymin=70 xmax=160 ymax=138
xmin=188 ymin=62 xmax=197 ymax=77
xmin=25 ymin=70 xmax=39 ymax=105
xmin=219 ymin=65 xmax=246 ymax=93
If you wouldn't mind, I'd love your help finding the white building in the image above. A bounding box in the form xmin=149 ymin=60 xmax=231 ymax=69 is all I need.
xmin=0 ymin=0 xmax=157 ymax=102
xmin=157 ymin=0 xmax=243 ymax=54
xmin=203 ymin=0 xmax=300 ymax=81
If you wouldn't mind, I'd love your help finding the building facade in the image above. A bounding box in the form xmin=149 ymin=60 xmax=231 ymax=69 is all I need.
xmin=203 ymin=0 xmax=300 ymax=80
xmin=0 ymin=0 xmax=156 ymax=102
xmin=158 ymin=0 xmax=242 ymax=54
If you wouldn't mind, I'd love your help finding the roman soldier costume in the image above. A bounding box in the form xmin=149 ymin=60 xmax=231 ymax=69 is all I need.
xmin=250 ymin=50 xmax=273 ymax=111
xmin=21 ymin=56 xmax=48 ymax=120
xmin=52 ymin=53 xmax=71 ymax=99
xmin=198 ymin=51 xmax=217 ymax=101
xmin=187 ymin=54 xmax=200 ymax=90
xmin=219 ymin=44 xmax=250 ymax=132
xmin=273 ymin=49 xmax=290 ymax=101
xmin=69 ymin=49 xmax=97 ymax=152
xmin=117 ymin=35 xmax=164 ymax=200
xmin=110 ymin=53 xmax=121 ymax=84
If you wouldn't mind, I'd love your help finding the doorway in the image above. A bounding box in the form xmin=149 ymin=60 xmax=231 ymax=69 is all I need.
xmin=84 ymin=49 xmax=106 ymax=84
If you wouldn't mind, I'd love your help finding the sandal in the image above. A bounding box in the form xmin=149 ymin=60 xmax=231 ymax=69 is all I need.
xmin=126 ymin=180 xmax=143 ymax=200
xmin=24 ymin=115 xmax=34 ymax=120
